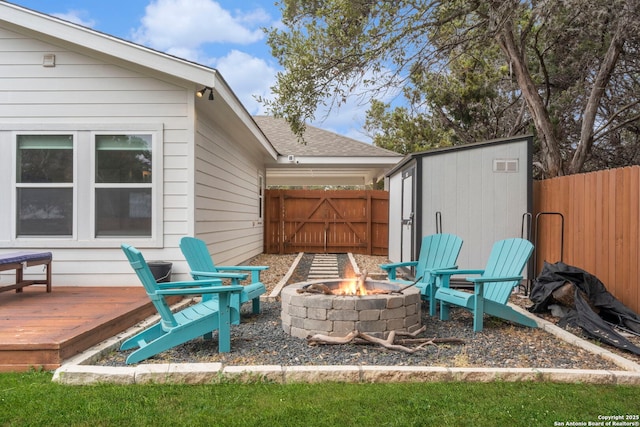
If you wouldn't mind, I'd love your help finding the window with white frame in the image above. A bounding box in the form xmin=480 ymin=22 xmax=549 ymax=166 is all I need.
xmin=9 ymin=127 xmax=161 ymax=246
xmin=15 ymin=134 xmax=74 ymax=236
xmin=94 ymin=134 xmax=153 ymax=237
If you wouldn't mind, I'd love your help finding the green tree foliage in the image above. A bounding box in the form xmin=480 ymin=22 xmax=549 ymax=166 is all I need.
xmin=264 ymin=0 xmax=640 ymax=178
xmin=365 ymin=42 xmax=530 ymax=154
xmin=365 ymin=100 xmax=452 ymax=155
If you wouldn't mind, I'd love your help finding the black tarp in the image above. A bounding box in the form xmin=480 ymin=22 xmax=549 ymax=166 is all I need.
xmin=529 ymin=261 xmax=640 ymax=355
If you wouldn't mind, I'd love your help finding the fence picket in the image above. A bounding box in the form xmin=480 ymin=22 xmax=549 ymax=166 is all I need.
xmin=534 ymin=166 xmax=640 ymax=314
xmin=264 ymin=189 xmax=388 ymax=255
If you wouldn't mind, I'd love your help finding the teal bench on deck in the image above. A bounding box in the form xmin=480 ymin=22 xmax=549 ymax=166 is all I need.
xmin=0 ymin=251 xmax=52 ymax=293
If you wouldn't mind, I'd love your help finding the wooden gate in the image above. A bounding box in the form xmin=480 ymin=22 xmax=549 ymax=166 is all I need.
xmin=264 ymin=189 xmax=389 ymax=255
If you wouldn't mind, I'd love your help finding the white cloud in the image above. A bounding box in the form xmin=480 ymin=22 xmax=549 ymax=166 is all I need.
xmin=127 ymin=0 xmax=374 ymax=141
xmin=128 ymin=0 xmax=279 ymax=114
xmin=234 ymin=8 xmax=271 ymax=27
xmin=131 ymin=0 xmax=265 ymax=52
xmin=215 ymin=50 xmax=278 ymax=115
xmin=53 ymin=10 xmax=96 ymax=28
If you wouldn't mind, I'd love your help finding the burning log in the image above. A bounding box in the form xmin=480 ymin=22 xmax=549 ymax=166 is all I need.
xmin=307 ymin=326 xmax=465 ymax=354
xmin=356 ymin=269 xmax=368 ymax=295
xmin=296 ymin=283 xmax=333 ymax=295
xmin=296 ymin=274 xmax=413 ymax=296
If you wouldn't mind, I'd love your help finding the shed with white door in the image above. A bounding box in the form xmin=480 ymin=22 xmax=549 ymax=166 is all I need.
xmin=386 ymin=135 xmax=533 ymax=273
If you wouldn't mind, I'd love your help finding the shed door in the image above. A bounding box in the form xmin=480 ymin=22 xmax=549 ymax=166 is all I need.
xmin=401 ymin=168 xmax=415 ymax=262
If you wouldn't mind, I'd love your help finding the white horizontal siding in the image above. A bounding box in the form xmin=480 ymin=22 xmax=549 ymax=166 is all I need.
xmin=0 ymin=77 xmax=178 ymax=92
xmin=0 ymin=246 xmax=194 ymax=287
xmin=0 ymin=24 xmax=194 ymax=286
xmin=1 ymin=104 xmax=188 ymax=118
xmin=0 ymin=90 xmax=187 ymax=104
xmin=194 ymin=117 xmax=264 ymax=266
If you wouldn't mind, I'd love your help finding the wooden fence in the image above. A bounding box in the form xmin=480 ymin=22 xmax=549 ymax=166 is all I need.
xmin=264 ymin=189 xmax=389 ymax=255
xmin=533 ymin=166 xmax=640 ymax=314
xmin=263 ymin=170 xmax=639 ymax=313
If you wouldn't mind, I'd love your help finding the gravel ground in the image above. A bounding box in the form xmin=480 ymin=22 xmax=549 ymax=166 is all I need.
xmin=95 ymin=253 xmax=640 ymax=369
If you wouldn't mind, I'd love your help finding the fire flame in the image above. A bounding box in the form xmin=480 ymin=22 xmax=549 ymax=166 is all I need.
xmin=335 ymin=279 xmax=367 ymax=295
xmin=334 ymin=270 xmax=368 ymax=295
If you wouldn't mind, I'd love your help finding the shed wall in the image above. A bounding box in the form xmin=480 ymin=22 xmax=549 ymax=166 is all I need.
xmin=387 ymin=137 xmax=531 ymax=273
xmin=387 ymin=171 xmax=403 ymax=261
xmin=420 ymin=140 xmax=530 ymax=269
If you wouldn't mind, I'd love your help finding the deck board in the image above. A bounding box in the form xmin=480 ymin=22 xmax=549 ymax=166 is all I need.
xmin=0 ymin=286 xmax=160 ymax=372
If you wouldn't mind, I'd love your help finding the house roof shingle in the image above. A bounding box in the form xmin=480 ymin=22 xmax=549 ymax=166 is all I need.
xmin=253 ymin=115 xmax=400 ymax=158
xmin=254 ymin=116 xmax=402 ymax=186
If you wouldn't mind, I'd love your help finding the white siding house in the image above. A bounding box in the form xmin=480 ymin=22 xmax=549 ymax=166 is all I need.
xmin=0 ymin=3 xmax=277 ymax=285
xmin=386 ymin=136 xmax=533 ymax=273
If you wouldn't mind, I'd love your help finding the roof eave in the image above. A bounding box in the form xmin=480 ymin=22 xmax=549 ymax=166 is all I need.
xmin=1 ymin=3 xmax=216 ymax=85
xmin=212 ymin=75 xmax=279 ymax=160
xmin=266 ymin=167 xmax=385 ymax=186
xmin=276 ymin=155 xmax=402 ymax=165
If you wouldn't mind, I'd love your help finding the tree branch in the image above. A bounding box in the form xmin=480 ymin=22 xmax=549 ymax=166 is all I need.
xmin=570 ymin=2 xmax=629 ymax=173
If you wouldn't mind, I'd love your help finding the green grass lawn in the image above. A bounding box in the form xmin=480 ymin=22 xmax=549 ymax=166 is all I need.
xmin=1 ymin=371 xmax=638 ymax=426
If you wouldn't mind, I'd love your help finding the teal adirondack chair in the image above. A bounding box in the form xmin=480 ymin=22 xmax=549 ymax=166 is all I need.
xmin=379 ymin=233 xmax=463 ymax=316
xmin=179 ymin=236 xmax=267 ymax=316
xmin=432 ymin=238 xmax=536 ymax=332
xmin=120 ymin=244 xmax=243 ymax=364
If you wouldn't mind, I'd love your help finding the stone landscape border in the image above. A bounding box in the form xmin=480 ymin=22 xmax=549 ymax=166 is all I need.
xmin=52 ymin=253 xmax=640 ymax=385
xmin=53 ymin=363 xmax=640 ymax=385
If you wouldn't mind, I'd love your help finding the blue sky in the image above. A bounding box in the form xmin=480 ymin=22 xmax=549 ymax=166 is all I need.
xmin=9 ymin=0 xmax=373 ymax=142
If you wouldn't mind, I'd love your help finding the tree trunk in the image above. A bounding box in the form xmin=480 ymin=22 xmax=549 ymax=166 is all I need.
xmin=569 ymin=11 xmax=627 ymax=174
xmin=496 ymin=20 xmax=564 ymax=178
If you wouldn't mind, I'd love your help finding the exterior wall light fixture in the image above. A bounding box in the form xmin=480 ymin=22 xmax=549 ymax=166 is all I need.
xmin=196 ymin=86 xmax=214 ymax=100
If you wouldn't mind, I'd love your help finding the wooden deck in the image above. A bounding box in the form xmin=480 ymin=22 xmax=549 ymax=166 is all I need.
xmin=0 ymin=286 xmax=160 ymax=372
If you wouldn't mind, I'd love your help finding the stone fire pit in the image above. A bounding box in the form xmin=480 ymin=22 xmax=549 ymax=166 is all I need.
xmin=281 ymin=278 xmax=422 ymax=339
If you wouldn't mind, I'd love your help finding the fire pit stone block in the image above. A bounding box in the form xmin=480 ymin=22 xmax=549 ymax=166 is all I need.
xmin=281 ymin=279 xmax=422 ymax=339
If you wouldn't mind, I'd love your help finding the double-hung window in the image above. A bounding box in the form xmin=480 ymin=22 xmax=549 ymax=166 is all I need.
xmin=94 ymin=134 xmax=153 ymax=237
xmin=15 ymin=134 xmax=74 ymax=237
xmin=9 ymin=129 xmax=159 ymax=246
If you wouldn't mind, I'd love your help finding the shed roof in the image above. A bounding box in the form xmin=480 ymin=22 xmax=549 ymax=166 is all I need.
xmin=386 ymin=135 xmax=534 ymax=177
